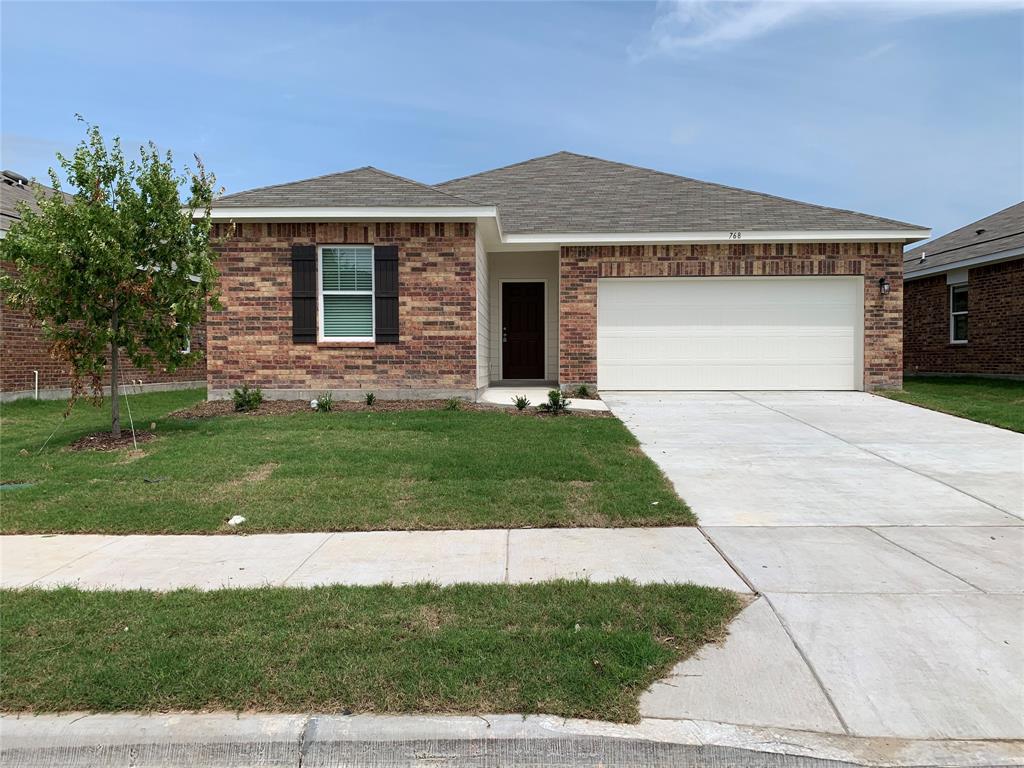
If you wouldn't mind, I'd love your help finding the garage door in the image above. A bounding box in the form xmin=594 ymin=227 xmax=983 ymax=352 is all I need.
xmin=597 ymin=277 xmax=863 ymax=390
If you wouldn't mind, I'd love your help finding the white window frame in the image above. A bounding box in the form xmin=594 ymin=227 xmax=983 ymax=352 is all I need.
xmin=318 ymin=245 xmax=375 ymax=343
xmin=949 ymin=282 xmax=968 ymax=344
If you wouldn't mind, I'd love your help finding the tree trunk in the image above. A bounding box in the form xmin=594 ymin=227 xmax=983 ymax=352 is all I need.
xmin=110 ymin=309 xmax=121 ymax=438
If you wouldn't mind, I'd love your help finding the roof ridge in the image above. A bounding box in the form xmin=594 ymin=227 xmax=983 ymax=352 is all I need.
xmin=558 ymin=151 xmax=925 ymax=230
xmin=436 ymin=150 xmax=573 ymax=187
xmin=216 ymin=165 xmax=484 ymax=205
xmin=215 ymin=166 xmax=373 ymax=201
xmin=440 ymin=150 xmax=923 ymax=230
xmin=361 ymin=166 xmax=485 ymax=206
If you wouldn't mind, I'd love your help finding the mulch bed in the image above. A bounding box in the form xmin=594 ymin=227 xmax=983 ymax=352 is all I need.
xmin=67 ymin=431 xmax=157 ymax=452
xmin=170 ymin=399 xmax=608 ymax=420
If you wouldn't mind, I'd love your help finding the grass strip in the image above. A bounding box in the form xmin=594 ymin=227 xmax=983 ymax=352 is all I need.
xmin=880 ymin=376 xmax=1024 ymax=433
xmin=1 ymin=581 xmax=741 ymax=722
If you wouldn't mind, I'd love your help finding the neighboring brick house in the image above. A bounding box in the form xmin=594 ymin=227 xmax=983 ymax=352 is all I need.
xmin=1 ymin=170 xmax=207 ymax=401
xmin=903 ymin=202 xmax=1023 ymax=378
xmin=207 ymin=152 xmax=929 ymax=400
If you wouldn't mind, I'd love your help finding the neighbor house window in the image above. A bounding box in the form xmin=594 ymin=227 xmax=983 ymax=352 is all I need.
xmin=950 ymin=283 xmax=968 ymax=343
xmin=319 ymin=245 xmax=374 ymax=341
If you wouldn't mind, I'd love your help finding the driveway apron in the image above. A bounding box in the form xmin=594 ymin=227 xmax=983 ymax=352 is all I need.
xmin=606 ymin=391 xmax=1024 ymax=741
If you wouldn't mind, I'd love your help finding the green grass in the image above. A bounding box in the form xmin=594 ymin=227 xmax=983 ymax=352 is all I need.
xmin=0 ymin=389 xmax=694 ymax=533
xmin=881 ymin=376 xmax=1024 ymax=433
xmin=0 ymin=582 xmax=741 ymax=721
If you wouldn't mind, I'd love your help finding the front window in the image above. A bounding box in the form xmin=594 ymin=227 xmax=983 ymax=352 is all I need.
xmin=950 ymin=283 xmax=968 ymax=343
xmin=319 ymin=245 xmax=374 ymax=341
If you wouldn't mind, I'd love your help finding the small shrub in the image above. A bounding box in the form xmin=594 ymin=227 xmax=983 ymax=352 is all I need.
xmin=538 ymin=389 xmax=571 ymax=415
xmin=512 ymin=395 xmax=531 ymax=411
xmin=364 ymin=392 xmax=376 ymax=406
xmin=444 ymin=397 xmax=461 ymax=411
xmin=232 ymin=384 xmax=263 ymax=413
xmin=573 ymin=385 xmax=592 ymax=399
xmin=315 ymin=392 xmax=333 ymax=413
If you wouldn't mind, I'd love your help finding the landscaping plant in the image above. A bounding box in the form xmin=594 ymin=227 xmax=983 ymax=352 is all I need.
xmin=574 ymin=385 xmax=593 ymax=399
xmin=0 ymin=118 xmax=220 ymax=437
xmin=364 ymin=392 xmax=376 ymax=406
xmin=232 ymin=385 xmax=263 ymax=412
xmin=444 ymin=397 xmax=461 ymax=411
xmin=512 ymin=395 xmax=531 ymax=411
xmin=538 ymin=389 xmax=571 ymax=415
xmin=314 ymin=392 xmax=333 ymax=413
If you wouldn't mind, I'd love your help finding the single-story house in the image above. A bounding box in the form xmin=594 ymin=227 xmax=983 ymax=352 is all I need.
xmin=1 ymin=169 xmax=206 ymax=401
xmin=206 ymin=151 xmax=929 ymax=400
xmin=903 ymin=202 xmax=1023 ymax=378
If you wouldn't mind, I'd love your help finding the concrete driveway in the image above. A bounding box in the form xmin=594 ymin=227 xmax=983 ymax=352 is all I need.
xmin=605 ymin=391 xmax=1024 ymax=741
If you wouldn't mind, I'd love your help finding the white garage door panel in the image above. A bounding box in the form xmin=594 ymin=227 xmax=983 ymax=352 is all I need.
xmin=597 ymin=278 xmax=862 ymax=390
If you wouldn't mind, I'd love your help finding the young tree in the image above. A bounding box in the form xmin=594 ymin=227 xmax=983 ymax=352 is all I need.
xmin=0 ymin=119 xmax=221 ymax=437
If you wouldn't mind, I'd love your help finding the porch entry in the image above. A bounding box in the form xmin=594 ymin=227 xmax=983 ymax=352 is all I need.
xmin=501 ymin=281 xmax=545 ymax=379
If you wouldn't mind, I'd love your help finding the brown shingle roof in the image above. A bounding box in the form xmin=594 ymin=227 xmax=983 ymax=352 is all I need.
xmin=437 ymin=151 xmax=924 ymax=235
xmin=212 ymin=166 xmax=482 ymax=209
xmin=904 ymin=202 xmax=1024 ymax=275
xmin=1 ymin=170 xmax=73 ymax=233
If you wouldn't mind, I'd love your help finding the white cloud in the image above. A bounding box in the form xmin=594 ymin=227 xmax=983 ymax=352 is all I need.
xmin=636 ymin=0 xmax=1023 ymax=56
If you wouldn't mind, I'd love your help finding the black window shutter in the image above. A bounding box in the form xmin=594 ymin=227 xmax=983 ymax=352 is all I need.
xmin=374 ymin=245 xmax=399 ymax=343
xmin=291 ymin=244 xmax=317 ymax=343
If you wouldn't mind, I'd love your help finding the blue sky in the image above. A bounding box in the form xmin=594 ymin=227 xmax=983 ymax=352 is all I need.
xmin=2 ymin=1 xmax=1021 ymax=238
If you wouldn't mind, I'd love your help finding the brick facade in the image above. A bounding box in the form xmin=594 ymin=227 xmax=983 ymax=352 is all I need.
xmin=207 ymin=221 xmax=477 ymax=398
xmin=1 ymin=261 xmax=206 ymax=400
xmin=559 ymin=241 xmax=905 ymax=391
xmin=904 ymin=257 xmax=1023 ymax=377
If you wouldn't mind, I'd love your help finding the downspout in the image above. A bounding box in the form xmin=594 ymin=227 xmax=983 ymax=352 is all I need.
xmin=33 ymin=370 xmax=38 ymax=400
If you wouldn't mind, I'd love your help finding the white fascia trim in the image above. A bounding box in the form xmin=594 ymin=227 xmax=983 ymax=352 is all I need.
xmin=207 ymin=206 xmax=497 ymax=221
xmin=503 ymin=229 xmax=931 ymax=246
xmin=904 ymin=245 xmax=1024 ymax=281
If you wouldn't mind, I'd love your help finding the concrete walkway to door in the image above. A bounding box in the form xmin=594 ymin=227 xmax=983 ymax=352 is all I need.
xmin=605 ymin=391 xmax=1024 ymax=742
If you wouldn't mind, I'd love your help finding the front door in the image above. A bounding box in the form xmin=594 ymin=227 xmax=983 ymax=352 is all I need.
xmin=502 ymin=282 xmax=545 ymax=379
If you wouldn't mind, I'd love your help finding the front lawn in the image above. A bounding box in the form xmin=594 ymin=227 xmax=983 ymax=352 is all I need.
xmin=881 ymin=376 xmax=1024 ymax=433
xmin=0 ymin=389 xmax=694 ymax=533
xmin=1 ymin=581 xmax=740 ymax=722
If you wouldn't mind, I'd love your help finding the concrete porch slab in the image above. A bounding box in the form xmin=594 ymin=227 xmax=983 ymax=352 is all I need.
xmin=769 ymin=592 xmax=1024 ymax=739
xmin=506 ymin=527 xmax=749 ymax=591
xmin=479 ymin=386 xmax=609 ymax=412
xmin=704 ymin=526 xmax=979 ymax=594
xmin=640 ymin=598 xmax=844 ymax=732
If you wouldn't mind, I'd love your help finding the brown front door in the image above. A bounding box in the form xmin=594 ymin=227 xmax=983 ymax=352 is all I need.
xmin=502 ymin=282 xmax=545 ymax=379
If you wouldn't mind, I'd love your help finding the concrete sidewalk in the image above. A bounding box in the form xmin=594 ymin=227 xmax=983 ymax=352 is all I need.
xmin=0 ymin=527 xmax=748 ymax=592
xmin=3 ymin=712 xmax=1021 ymax=768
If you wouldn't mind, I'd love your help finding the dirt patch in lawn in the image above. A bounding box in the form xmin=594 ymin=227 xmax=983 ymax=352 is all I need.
xmin=215 ymin=462 xmax=280 ymax=494
xmin=171 ymin=399 xmax=609 ymax=420
xmin=67 ymin=431 xmax=156 ymax=452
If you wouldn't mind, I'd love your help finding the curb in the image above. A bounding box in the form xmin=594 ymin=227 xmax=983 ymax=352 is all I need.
xmin=3 ymin=713 xmax=1022 ymax=768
